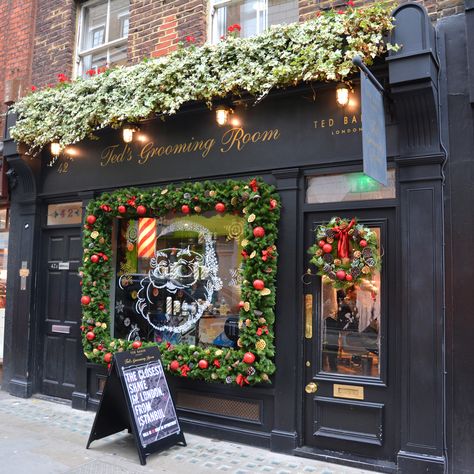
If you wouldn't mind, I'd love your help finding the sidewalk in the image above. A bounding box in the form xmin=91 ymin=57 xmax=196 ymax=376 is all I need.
xmin=0 ymin=391 xmax=380 ymax=474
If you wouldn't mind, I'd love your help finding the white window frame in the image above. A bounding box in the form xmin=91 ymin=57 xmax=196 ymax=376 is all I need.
xmin=75 ymin=0 xmax=129 ymax=78
xmin=210 ymin=0 xmax=269 ymax=44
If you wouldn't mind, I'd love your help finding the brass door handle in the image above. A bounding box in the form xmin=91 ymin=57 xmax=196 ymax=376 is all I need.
xmin=305 ymin=382 xmax=318 ymax=394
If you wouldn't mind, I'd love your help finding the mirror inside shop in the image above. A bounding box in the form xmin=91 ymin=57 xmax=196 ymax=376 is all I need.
xmin=113 ymin=212 xmax=244 ymax=348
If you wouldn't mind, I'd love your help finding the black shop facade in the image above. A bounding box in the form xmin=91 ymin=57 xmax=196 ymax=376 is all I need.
xmin=1 ymin=5 xmax=448 ymax=473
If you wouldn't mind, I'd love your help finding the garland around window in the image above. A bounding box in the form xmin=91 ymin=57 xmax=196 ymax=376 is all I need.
xmin=80 ymin=178 xmax=280 ymax=386
xmin=10 ymin=2 xmax=398 ymax=152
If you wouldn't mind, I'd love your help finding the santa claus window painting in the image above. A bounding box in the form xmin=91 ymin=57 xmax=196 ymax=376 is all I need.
xmin=112 ymin=212 xmax=245 ymax=349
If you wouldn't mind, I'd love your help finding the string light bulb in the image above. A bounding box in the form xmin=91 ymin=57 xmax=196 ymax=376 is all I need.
xmin=215 ymin=105 xmax=232 ymax=127
xmin=336 ymin=83 xmax=350 ymax=107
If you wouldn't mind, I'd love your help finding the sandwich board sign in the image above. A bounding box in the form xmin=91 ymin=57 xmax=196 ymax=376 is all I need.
xmin=86 ymin=345 xmax=186 ymax=465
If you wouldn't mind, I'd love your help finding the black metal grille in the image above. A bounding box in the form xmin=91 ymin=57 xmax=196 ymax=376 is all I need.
xmin=176 ymin=391 xmax=261 ymax=422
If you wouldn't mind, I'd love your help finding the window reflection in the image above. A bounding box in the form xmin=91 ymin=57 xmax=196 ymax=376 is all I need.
xmin=321 ymin=228 xmax=381 ymax=377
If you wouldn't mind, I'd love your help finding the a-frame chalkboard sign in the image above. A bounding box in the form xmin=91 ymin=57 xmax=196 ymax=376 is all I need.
xmin=86 ymin=346 xmax=186 ymax=465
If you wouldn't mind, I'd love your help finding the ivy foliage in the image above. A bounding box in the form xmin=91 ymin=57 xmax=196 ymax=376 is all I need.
xmin=80 ymin=178 xmax=280 ymax=386
xmin=11 ymin=2 xmax=397 ymax=152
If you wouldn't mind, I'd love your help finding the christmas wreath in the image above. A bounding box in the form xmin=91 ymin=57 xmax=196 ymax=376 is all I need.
xmin=308 ymin=217 xmax=381 ymax=290
xmin=80 ymin=178 xmax=280 ymax=386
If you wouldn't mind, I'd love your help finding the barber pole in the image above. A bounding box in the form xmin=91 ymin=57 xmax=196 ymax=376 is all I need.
xmin=138 ymin=218 xmax=156 ymax=258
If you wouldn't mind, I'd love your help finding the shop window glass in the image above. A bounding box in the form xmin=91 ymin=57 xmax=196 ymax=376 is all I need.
xmin=321 ymin=227 xmax=381 ymax=378
xmin=306 ymin=170 xmax=396 ymax=204
xmin=113 ymin=212 xmax=244 ymax=348
xmin=47 ymin=202 xmax=83 ymax=226
xmin=77 ymin=0 xmax=130 ymax=78
xmin=211 ymin=0 xmax=298 ymax=44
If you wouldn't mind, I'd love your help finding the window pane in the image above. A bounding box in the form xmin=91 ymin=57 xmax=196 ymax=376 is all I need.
xmin=109 ymin=43 xmax=128 ymax=67
xmin=81 ymin=2 xmax=108 ymax=51
xmin=108 ymin=0 xmax=130 ymax=42
xmin=113 ymin=212 xmax=244 ymax=348
xmin=47 ymin=202 xmax=83 ymax=226
xmin=306 ymin=170 xmax=396 ymax=204
xmin=213 ymin=0 xmax=298 ymax=42
xmin=268 ymin=0 xmax=298 ymax=26
xmin=321 ymin=228 xmax=381 ymax=378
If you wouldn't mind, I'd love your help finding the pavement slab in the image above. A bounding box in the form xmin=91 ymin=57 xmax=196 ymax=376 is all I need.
xmin=0 ymin=391 xmax=381 ymax=474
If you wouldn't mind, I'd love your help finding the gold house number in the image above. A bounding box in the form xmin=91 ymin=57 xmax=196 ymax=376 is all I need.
xmin=58 ymin=161 xmax=69 ymax=173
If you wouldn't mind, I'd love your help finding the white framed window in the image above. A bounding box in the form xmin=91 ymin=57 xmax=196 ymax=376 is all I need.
xmin=76 ymin=0 xmax=130 ymax=78
xmin=210 ymin=0 xmax=298 ymax=44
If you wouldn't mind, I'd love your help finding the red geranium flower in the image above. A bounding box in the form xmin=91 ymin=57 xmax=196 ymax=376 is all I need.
xmin=31 ymin=85 xmax=37 ymax=91
xmin=185 ymin=35 xmax=196 ymax=43
xmin=337 ymin=9 xmax=345 ymax=14
xmin=57 ymin=73 xmax=69 ymax=83
xmin=227 ymin=25 xmax=234 ymax=32
xmin=347 ymin=0 xmax=355 ymax=6
xmin=86 ymin=69 xmax=96 ymax=77
xmin=232 ymin=23 xmax=241 ymax=31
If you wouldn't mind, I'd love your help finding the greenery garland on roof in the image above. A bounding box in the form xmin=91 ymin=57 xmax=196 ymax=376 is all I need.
xmin=10 ymin=2 xmax=397 ymax=152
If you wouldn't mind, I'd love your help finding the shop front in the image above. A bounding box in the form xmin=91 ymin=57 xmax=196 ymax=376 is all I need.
xmin=1 ymin=4 xmax=447 ymax=472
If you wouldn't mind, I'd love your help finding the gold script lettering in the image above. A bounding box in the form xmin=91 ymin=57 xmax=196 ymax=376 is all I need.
xmin=100 ymin=144 xmax=132 ymax=167
xmin=220 ymin=127 xmax=280 ymax=153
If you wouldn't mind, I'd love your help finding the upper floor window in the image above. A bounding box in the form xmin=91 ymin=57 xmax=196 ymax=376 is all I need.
xmin=76 ymin=0 xmax=130 ymax=78
xmin=210 ymin=0 xmax=299 ymax=43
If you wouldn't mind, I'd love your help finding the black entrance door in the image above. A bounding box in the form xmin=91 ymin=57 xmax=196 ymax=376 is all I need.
xmin=40 ymin=227 xmax=82 ymax=399
xmin=303 ymin=208 xmax=398 ymax=464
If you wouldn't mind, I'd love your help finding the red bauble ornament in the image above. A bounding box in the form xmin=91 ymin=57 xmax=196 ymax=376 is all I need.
xmin=170 ymin=360 xmax=180 ymax=371
xmin=345 ymin=274 xmax=353 ymax=281
xmin=136 ymin=205 xmax=146 ymax=215
xmin=322 ymin=243 xmax=333 ymax=253
xmin=81 ymin=295 xmax=91 ymax=305
xmin=118 ymin=205 xmax=126 ymax=214
xmin=336 ymin=270 xmax=346 ymax=281
xmin=86 ymin=331 xmax=95 ymax=341
xmin=253 ymin=279 xmax=265 ymax=291
xmin=90 ymin=254 xmax=99 ymax=263
xmin=103 ymin=352 xmax=113 ymax=363
xmin=181 ymin=205 xmax=190 ymax=214
xmin=360 ymin=239 xmax=368 ymax=247
xmin=318 ymin=240 xmax=326 ymax=248
xmin=103 ymin=255 xmax=108 ymax=262
xmin=253 ymin=226 xmax=265 ymax=238
xmin=243 ymin=352 xmax=256 ymax=364
xmin=269 ymin=199 xmax=277 ymax=210
xmin=215 ymin=203 xmax=226 ymax=213
xmin=132 ymin=340 xmax=142 ymax=349
xmin=98 ymin=303 xmax=105 ymax=310
xmin=86 ymin=215 xmax=96 ymax=225
xmin=198 ymin=359 xmax=209 ymax=369
xmin=238 ymin=301 xmax=245 ymax=309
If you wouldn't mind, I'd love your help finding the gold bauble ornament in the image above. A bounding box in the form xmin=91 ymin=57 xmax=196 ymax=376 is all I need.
xmin=194 ymin=206 xmax=201 ymax=213
xmin=241 ymin=239 xmax=249 ymax=247
xmin=245 ymin=318 xmax=252 ymax=327
xmin=258 ymin=317 xmax=266 ymax=324
xmin=243 ymin=302 xmax=250 ymax=312
xmin=211 ymin=373 xmax=218 ymax=380
xmin=247 ymin=214 xmax=256 ymax=223
xmin=261 ymin=373 xmax=269 ymax=382
xmin=215 ymin=349 xmax=223 ymax=357
xmin=101 ymin=323 xmax=107 ymax=329
xmin=209 ymin=190 xmax=216 ymax=197
xmin=256 ymin=339 xmax=267 ymax=351
xmin=362 ymin=266 xmax=370 ymax=274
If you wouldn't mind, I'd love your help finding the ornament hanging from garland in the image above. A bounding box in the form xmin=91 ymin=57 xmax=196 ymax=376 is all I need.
xmin=308 ymin=217 xmax=381 ymax=290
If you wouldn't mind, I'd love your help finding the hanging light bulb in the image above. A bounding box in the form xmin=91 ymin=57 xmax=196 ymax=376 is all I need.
xmin=50 ymin=141 xmax=61 ymax=156
xmin=215 ymin=105 xmax=232 ymax=127
xmin=122 ymin=124 xmax=138 ymax=143
xmin=336 ymin=83 xmax=350 ymax=107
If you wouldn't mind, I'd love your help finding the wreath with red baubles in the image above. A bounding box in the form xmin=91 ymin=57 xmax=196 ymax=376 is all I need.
xmin=309 ymin=217 xmax=381 ymax=290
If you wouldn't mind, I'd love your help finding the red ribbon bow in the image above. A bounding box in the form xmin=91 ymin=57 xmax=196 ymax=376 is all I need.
xmin=333 ymin=218 xmax=356 ymax=259
xmin=236 ymin=373 xmax=249 ymax=386
xmin=180 ymin=364 xmax=190 ymax=377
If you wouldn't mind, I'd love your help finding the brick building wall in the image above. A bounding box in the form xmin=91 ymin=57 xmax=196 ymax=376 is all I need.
xmin=31 ymin=0 xmax=77 ymax=89
xmin=0 ymin=0 xmax=36 ymax=135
